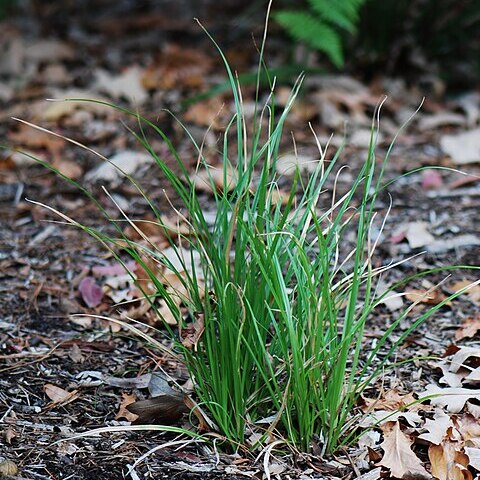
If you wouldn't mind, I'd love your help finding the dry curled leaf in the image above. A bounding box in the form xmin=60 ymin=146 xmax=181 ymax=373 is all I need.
xmin=448 ymin=346 xmax=480 ymax=375
xmin=123 ymin=215 xmax=190 ymax=246
xmin=126 ymin=394 xmax=188 ymax=424
xmin=362 ymin=389 xmax=418 ymax=412
xmin=418 ymin=410 xmax=453 ymax=445
xmin=181 ymin=313 xmax=205 ymax=350
xmin=406 ymin=288 xmax=447 ymax=306
xmin=43 ymin=383 xmax=79 ymax=407
xmin=456 ymin=315 xmax=480 ymax=341
xmin=429 ymin=431 xmax=471 ymax=480
xmin=8 ymin=123 xmax=65 ymax=159
xmin=455 ymin=413 xmax=480 ymax=443
xmin=116 ymin=392 xmax=138 ymax=422
xmin=420 ymin=384 xmax=480 ymax=413
xmin=379 ymin=421 xmax=430 ymax=479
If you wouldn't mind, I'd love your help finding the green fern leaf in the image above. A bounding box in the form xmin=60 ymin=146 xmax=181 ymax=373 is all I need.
xmin=274 ymin=11 xmax=344 ymax=67
xmin=307 ymin=0 xmax=358 ymax=33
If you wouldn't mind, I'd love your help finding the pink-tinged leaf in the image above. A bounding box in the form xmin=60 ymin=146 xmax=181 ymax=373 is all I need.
xmin=389 ymin=230 xmax=407 ymax=244
xmin=78 ymin=276 xmax=104 ymax=308
xmin=421 ymin=170 xmax=443 ymax=190
xmin=91 ymin=260 xmax=137 ymax=277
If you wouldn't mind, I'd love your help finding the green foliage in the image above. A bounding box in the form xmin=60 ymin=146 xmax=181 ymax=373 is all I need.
xmin=274 ymin=0 xmax=367 ymax=67
xmin=21 ymin=19 xmax=480 ymax=456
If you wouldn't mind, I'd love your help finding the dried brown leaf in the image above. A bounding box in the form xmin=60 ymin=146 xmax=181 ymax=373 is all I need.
xmin=455 ymin=414 xmax=480 ymax=443
xmin=420 ymin=384 xmax=480 ymax=413
xmin=429 ymin=434 xmax=471 ymax=480
xmin=418 ymin=410 xmax=453 ymax=445
xmin=379 ymin=421 xmax=430 ymax=479
xmin=126 ymin=394 xmax=188 ymax=424
xmin=43 ymin=383 xmax=79 ymax=407
xmin=8 ymin=123 xmax=65 ymax=159
xmin=456 ymin=316 xmax=480 ymax=341
xmin=183 ymin=97 xmax=225 ymax=128
xmin=362 ymin=389 xmax=417 ymax=412
xmin=406 ymin=288 xmax=447 ymax=306
xmin=181 ymin=314 xmax=205 ymax=350
xmin=116 ymin=392 xmax=139 ymax=422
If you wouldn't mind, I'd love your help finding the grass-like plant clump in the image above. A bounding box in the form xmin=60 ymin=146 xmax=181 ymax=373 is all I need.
xmin=17 ymin=15 xmax=479 ymax=458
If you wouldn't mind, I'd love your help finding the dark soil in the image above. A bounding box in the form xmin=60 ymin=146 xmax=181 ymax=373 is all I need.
xmin=1 ymin=2 xmax=479 ymax=479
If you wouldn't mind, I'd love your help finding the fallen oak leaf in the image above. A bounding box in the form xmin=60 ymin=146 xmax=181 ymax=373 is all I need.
xmin=429 ymin=430 xmax=471 ymax=480
xmin=94 ymin=66 xmax=148 ymax=104
xmin=359 ymin=410 xmax=423 ymax=428
xmin=418 ymin=410 xmax=453 ymax=445
xmin=420 ymin=384 xmax=480 ymax=413
xmin=116 ymin=393 xmax=138 ymax=422
xmin=454 ymin=414 xmax=480 ymax=444
xmin=183 ymin=96 xmax=225 ymax=128
xmin=448 ymin=346 xmax=480 ymax=374
xmin=123 ymin=216 xmax=190 ymax=245
xmin=85 ymin=150 xmax=154 ymax=186
xmin=8 ymin=123 xmax=65 ymax=159
xmin=378 ymin=421 xmax=430 ymax=479
xmin=362 ymin=389 xmax=418 ymax=412
xmin=142 ymin=43 xmax=213 ymax=90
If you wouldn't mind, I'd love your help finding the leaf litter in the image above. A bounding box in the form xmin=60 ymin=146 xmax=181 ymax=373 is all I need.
xmin=1 ymin=3 xmax=480 ymax=480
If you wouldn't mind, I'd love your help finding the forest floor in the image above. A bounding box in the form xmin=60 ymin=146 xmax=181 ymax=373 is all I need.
xmin=1 ymin=3 xmax=480 ymax=480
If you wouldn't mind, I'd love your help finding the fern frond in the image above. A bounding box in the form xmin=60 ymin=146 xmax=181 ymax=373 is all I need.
xmin=274 ymin=11 xmax=344 ymax=67
xmin=307 ymin=0 xmax=361 ymax=33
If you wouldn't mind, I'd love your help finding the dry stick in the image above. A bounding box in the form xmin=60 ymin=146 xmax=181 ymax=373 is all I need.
xmin=0 ymin=343 xmax=61 ymax=373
